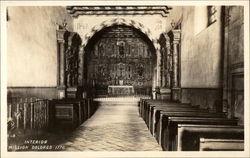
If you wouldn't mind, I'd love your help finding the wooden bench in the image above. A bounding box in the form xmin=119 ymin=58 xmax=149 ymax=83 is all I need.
xmin=49 ymin=98 xmax=95 ymax=130
xmin=143 ymin=101 xmax=194 ymax=125
xmin=177 ymin=124 xmax=244 ymax=151
xmin=156 ymin=111 xmax=227 ymax=145
xmin=49 ymin=99 xmax=81 ymax=129
xmin=148 ymin=104 xmax=205 ymax=133
xmin=199 ymin=138 xmax=244 ymax=151
xmin=140 ymin=99 xmax=176 ymax=119
xmin=164 ymin=120 xmax=240 ymax=151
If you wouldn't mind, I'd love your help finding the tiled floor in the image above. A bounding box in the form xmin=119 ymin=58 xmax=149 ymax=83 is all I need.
xmin=59 ymin=100 xmax=162 ymax=151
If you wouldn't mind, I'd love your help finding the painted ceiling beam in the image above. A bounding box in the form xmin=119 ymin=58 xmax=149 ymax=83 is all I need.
xmin=66 ymin=6 xmax=172 ymax=18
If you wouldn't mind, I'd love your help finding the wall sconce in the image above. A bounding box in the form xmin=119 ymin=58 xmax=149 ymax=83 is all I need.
xmin=62 ymin=19 xmax=67 ymax=28
xmin=56 ymin=19 xmax=68 ymax=30
xmin=171 ymin=20 xmax=175 ymax=29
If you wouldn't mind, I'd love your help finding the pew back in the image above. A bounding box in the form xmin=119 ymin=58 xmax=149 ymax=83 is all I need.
xmin=177 ymin=124 xmax=244 ymax=151
xmin=199 ymin=138 xmax=244 ymax=151
xmin=156 ymin=111 xmax=228 ymax=145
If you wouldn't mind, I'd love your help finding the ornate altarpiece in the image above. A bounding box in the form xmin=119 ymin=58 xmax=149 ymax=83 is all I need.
xmin=86 ymin=25 xmax=156 ymax=96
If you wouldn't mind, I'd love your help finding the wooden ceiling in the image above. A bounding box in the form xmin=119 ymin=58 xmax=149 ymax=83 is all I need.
xmin=66 ymin=6 xmax=172 ymax=18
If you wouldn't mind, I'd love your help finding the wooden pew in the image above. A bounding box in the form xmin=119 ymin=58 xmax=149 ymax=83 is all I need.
xmin=177 ymin=124 xmax=244 ymax=151
xmin=49 ymin=99 xmax=80 ymax=129
xmin=199 ymin=138 xmax=244 ymax=151
xmin=156 ymin=111 xmax=227 ymax=146
xmin=141 ymin=99 xmax=197 ymax=125
xmin=143 ymin=101 xmax=194 ymax=125
xmin=147 ymin=103 xmax=206 ymax=128
xmin=140 ymin=99 xmax=174 ymax=120
xmin=148 ymin=104 xmax=204 ymax=133
xmin=163 ymin=119 xmax=239 ymax=151
xmin=49 ymin=98 xmax=94 ymax=130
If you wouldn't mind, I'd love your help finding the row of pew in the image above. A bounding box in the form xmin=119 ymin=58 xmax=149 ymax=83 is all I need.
xmin=48 ymin=98 xmax=98 ymax=130
xmin=139 ymin=99 xmax=244 ymax=151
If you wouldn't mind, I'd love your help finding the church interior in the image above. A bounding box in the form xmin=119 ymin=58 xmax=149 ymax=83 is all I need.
xmin=6 ymin=5 xmax=245 ymax=152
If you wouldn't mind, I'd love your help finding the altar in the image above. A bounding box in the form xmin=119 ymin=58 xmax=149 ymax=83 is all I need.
xmin=108 ymin=85 xmax=134 ymax=96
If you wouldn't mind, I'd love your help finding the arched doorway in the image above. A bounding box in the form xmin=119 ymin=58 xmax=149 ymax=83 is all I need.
xmin=84 ymin=25 xmax=156 ymax=97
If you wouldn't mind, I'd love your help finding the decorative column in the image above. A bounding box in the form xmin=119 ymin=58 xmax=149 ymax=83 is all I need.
xmin=78 ymin=45 xmax=85 ymax=86
xmin=78 ymin=44 xmax=88 ymax=98
xmin=156 ymin=48 xmax=161 ymax=88
xmin=154 ymin=48 xmax=161 ymax=99
xmin=65 ymin=33 xmax=81 ymax=99
xmin=172 ymin=29 xmax=181 ymax=101
xmin=159 ymin=33 xmax=172 ymax=100
xmin=166 ymin=35 xmax=172 ymax=88
xmin=56 ymin=26 xmax=67 ymax=99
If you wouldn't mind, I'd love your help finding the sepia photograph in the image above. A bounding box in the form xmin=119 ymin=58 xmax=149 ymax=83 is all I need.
xmin=1 ymin=0 xmax=249 ymax=157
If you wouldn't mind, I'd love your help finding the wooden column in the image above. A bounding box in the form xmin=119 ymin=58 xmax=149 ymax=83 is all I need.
xmin=78 ymin=45 xmax=85 ymax=86
xmin=58 ymin=40 xmax=66 ymax=99
xmin=172 ymin=41 xmax=179 ymax=87
xmin=159 ymin=33 xmax=172 ymax=100
xmin=166 ymin=35 xmax=172 ymax=88
xmin=59 ymin=41 xmax=65 ymax=86
xmin=56 ymin=27 xmax=67 ymax=99
xmin=172 ymin=29 xmax=181 ymax=101
xmin=156 ymin=48 xmax=161 ymax=88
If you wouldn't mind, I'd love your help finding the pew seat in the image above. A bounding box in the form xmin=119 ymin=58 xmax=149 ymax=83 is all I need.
xmin=144 ymin=102 xmax=204 ymax=125
xmin=49 ymin=98 xmax=95 ymax=130
xmin=176 ymin=124 xmax=244 ymax=151
xmin=148 ymin=106 xmax=208 ymax=131
xmin=199 ymin=138 xmax=244 ymax=151
xmin=155 ymin=111 xmax=227 ymax=145
xmin=162 ymin=117 xmax=239 ymax=151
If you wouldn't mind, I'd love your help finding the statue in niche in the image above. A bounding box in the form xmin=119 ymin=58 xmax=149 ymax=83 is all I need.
xmin=115 ymin=75 xmax=118 ymax=85
xmin=137 ymin=64 xmax=144 ymax=78
xmin=94 ymin=45 xmax=98 ymax=57
xmin=119 ymin=45 xmax=124 ymax=56
xmin=117 ymin=41 xmax=125 ymax=57
xmin=98 ymin=43 xmax=104 ymax=57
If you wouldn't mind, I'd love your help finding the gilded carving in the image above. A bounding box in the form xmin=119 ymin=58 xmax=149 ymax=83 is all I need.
xmin=86 ymin=25 xmax=156 ymax=94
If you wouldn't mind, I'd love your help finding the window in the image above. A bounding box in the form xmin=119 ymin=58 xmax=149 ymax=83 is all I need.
xmin=194 ymin=6 xmax=217 ymax=35
xmin=208 ymin=6 xmax=217 ymax=26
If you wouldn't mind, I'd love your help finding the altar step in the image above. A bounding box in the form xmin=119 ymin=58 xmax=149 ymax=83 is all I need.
xmin=94 ymin=98 xmax=138 ymax=106
xmin=94 ymin=95 xmax=151 ymax=101
xmin=93 ymin=96 xmax=151 ymax=102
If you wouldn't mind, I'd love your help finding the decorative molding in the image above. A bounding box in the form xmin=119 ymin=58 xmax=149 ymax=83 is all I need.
xmin=82 ymin=18 xmax=160 ymax=52
xmin=172 ymin=29 xmax=181 ymax=41
xmin=66 ymin=6 xmax=171 ymax=18
xmin=231 ymin=62 xmax=244 ymax=70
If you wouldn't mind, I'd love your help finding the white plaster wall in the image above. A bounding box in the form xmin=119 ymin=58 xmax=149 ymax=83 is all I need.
xmin=180 ymin=6 xmax=222 ymax=88
xmin=7 ymin=6 xmax=73 ymax=87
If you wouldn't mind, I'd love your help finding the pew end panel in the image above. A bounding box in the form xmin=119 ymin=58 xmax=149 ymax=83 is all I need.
xmin=199 ymin=138 xmax=244 ymax=151
xmin=177 ymin=124 xmax=244 ymax=151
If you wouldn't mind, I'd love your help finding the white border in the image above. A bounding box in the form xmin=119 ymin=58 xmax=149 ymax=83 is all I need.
xmin=1 ymin=1 xmax=249 ymax=158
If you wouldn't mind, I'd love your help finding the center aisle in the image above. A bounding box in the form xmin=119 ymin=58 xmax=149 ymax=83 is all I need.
xmin=62 ymin=99 xmax=162 ymax=151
